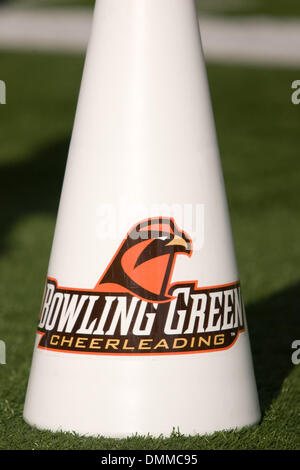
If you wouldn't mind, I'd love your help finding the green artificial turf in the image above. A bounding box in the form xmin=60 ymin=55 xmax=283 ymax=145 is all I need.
xmin=196 ymin=0 xmax=300 ymax=17
xmin=6 ymin=0 xmax=300 ymax=17
xmin=0 ymin=51 xmax=299 ymax=449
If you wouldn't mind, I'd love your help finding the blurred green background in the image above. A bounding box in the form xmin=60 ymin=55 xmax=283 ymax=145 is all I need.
xmin=0 ymin=0 xmax=299 ymax=451
xmin=1 ymin=0 xmax=300 ymax=16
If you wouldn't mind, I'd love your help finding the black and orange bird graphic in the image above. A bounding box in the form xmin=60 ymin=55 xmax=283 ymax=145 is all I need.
xmin=94 ymin=217 xmax=192 ymax=303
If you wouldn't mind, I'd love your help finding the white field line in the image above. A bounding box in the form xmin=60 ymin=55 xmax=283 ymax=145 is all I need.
xmin=0 ymin=8 xmax=300 ymax=67
xmin=201 ymin=16 xmax=300 ymax=67
xmin=0 ymin=8 xmax=92 ymax=52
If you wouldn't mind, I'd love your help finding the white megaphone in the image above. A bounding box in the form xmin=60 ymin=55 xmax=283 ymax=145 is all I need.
xmin=24 ymin=0 xmax=261 ymax=437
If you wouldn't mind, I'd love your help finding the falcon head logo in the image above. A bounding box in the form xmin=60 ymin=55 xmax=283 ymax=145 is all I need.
xmin=94 ymin=217 xmax=192 ymax=303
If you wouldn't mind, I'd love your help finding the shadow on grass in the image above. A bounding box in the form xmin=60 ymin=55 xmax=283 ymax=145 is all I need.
xmin=247 ymin=282 xmax=300 ymax=415
xmin=1 ymin=136 xmax=298 ymax=419
xmin=0 ymin=137 xmax=70 ymax=253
